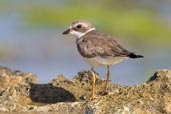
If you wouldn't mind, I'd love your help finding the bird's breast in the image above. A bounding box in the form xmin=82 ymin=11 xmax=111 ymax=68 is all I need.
xmin=82 ymin=56 xmax=127 ymax=67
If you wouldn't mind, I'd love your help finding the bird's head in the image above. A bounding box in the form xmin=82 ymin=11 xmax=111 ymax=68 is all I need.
xmin=63 ymin=20 xmax=96 ymax=38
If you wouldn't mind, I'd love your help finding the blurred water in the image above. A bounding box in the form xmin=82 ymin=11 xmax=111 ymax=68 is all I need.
xmin=0 ymin=21 xmax=170 ymax=85
xmin=0 ymin=0 xmax=171 ymax=85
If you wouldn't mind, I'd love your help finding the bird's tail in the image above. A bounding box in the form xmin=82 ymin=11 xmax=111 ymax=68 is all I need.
xmin=129 ymin=53 xmax=144 ymax=58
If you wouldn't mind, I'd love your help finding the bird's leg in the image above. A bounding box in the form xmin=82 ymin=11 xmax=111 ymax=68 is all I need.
xmin=101 ymin=65 xmax=110 ymax=95
xmin=88 ymin=67 xmax=99 ymax=101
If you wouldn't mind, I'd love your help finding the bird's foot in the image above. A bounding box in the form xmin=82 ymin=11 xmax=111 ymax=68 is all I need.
xmin=82 ymin=94 xmax=100 ymax=107
xmin=88 ymin=94 xmax=100 ymax=101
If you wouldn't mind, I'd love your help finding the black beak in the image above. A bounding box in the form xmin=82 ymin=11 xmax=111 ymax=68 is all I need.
xmin=63 ymin=29 xmax=70 ymax=34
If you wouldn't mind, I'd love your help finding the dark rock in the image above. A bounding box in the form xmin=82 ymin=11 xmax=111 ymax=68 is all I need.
xmin=30 ymin=83 xmax=76 ymax=103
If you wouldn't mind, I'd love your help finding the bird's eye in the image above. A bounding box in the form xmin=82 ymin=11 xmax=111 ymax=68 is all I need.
xmin=76 ymin=25 xmax=82 ymax=28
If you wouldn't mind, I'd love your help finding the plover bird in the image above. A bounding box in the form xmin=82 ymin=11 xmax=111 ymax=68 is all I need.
xmin=63 ymin=20 xmax=143 ymax=100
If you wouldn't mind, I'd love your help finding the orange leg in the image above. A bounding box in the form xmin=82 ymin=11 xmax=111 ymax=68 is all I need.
xmin=89 ymin=67 xmax=99 ymax=100
xmin=101 ymin=65 xmax=110 ymax=95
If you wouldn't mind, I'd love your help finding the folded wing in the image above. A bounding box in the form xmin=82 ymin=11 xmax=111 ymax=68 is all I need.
xmin=77 ymin=31 xmax=143 ymax=58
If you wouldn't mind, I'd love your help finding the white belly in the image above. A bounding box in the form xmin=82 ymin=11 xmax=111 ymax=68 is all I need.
xmin=83 ymin=56 xmax=127 ymax=67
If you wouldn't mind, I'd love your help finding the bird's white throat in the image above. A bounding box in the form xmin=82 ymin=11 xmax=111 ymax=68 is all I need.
xmin=70 ymin=27 xmax=95 ymax=38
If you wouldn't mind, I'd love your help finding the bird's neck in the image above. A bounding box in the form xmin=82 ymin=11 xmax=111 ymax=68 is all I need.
xmin=76 ymin=28 xmax=96 ymax=44
xmin=85 ymin=27 xmax=96 ymax=35
xmin=77 ymin=27 xmax=96 ymax=38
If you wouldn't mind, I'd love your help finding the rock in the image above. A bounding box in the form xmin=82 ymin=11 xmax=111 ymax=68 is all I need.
xmin=83 ymin=69 xmax=171 ymax=114
xmin=0 ymin=66 xmax=171 ymax=114
xmin=0 ymin=66 xmax=38 ymax=112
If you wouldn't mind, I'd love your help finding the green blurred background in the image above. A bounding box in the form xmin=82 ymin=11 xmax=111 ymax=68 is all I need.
xmin=0 ymin=0 xmax=171 ymax=85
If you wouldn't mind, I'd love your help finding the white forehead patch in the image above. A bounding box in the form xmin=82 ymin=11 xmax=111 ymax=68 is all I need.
xmin=69 ymin=25 xmax=72 ymax=29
